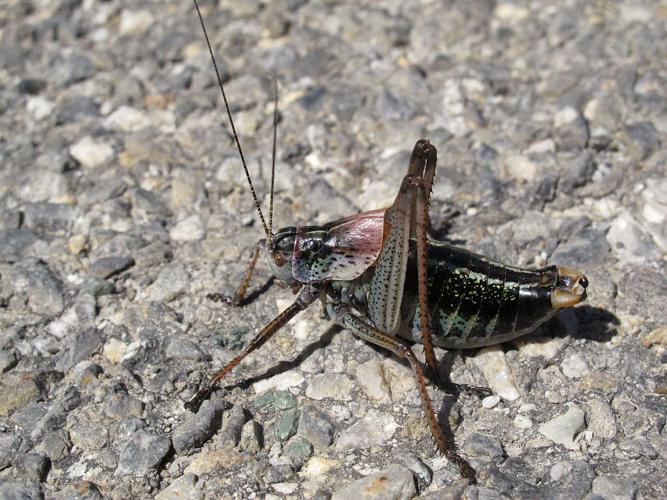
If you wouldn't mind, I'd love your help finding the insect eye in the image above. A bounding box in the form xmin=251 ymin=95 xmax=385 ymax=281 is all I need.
xmin=274 ymin=252 xmax=286 ymax=267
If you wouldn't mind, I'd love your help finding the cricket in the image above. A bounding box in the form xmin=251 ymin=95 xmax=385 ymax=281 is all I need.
xmin=186 ymin=0 xmax=589 ymax=483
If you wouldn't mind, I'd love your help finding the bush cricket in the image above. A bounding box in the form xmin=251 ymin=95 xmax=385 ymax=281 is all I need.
xmin=186 ymin=0 xmax=589 ymax=483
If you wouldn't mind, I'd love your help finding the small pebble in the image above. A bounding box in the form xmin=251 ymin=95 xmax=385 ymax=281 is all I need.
xmin=115 ymin=430 xmax=171 ymax=477
xmin=305 ymin=373 xmax=355 ymax=401
xmin=474 ymin=346 xmax=520 ymax=401
xmin=331 ymin=464 xmax=415 ymax=500
xmin=335 ymin=410 xmax=398 ymax=452
xmin=482 ymin=395 xmax=501 ymax=409
xmin=538 ymin=404 xmax=586 ymax=450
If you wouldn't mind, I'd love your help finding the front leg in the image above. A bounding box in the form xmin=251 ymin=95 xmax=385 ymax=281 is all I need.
xmin=186 ymin=285 xmax=319 ymax=412
xmin=329 ymin=303 xmax=476 ymax=483
xmin=208 ymin=240 xmax=267 ymax=306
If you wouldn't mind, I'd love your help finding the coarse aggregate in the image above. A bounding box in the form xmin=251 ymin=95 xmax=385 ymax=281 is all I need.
xmin=1 ymin=0 xmax=666 ymax=498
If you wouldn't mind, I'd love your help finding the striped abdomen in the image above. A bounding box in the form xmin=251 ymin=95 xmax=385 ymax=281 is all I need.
xmin=399 ymin=240 xmax=581 ymax=348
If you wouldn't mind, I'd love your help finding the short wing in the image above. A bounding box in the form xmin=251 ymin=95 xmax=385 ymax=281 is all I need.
xmin=292 ymin=209 xmax=385 ymax=283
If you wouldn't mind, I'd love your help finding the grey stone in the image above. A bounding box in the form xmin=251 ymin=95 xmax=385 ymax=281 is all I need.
xmin=70 ymin=421 xmax=109 ymax=451
xmin=561 ymin=353 xmax=591 ymax=379
xmin=265 ymin=464 xmax=295 ymax=485
xmin=283 ymin=436 xmax=313 ymax=462
xmin=17 ymin=78 xmax=46 ymax=95
xmin=0 ymin=481 xmax=44 ymax=500
xmin=623 ymin=121 xmax=660 ymax=160
xmin=561 ymin=152 xmax=596 ymax=193
xmin=65 ymin=54 xmax=96 ymax=84
xmin=276 ymin=408 xmax=299 ymax=442
xmin=169 ymin=214 xmax=206 ymax=241
xmin=172 ymin=400 xmax=225 ymax=453
xmin=71 ymin=361 xmax=103 ymax=387
xmin=0 ymin=432 xmax=22 ymax=470
xmin=56 ymin=95 xmax=100 ymax=124
xmin=88 ymin=256 xmax=135 ymax=279
xmin=298 ymin=405 xmax=335 ymax=450
xmin=618 ymin=439 xmax=658 ymax=459
xmin=11 ymin=452 xmax=50 ymax=482
xmin=23 ymin=203 xmax=74 ymax=234
xmin=539 ymin=460 xmax=596 ymax=499
xmin=239 ymin=420 xmax=263 ymax=452
xmin=465 ymin=433 xmax=505 ymax=460
xmin=0 ymin=350 xmax=18 ymax=373
xmin=331 ymin=464 xmax=415 ymax=500
xmin=102 ymin=391 xmax=145 ymax=421
xmin=37 ymin=430 xmax=71 ymax=460
xmin=219 ymin=405 xmax=247 ymax=447
xmin=591 ymin=476 xmax=638 ymax=500
xmin=11 ymin=262 xmax=64 ymax=316
xmin=554 ymin=107 xmax=589 ymax=151
xmin=55 ymin=328 xmax=105 ymax=372
xmin=584 ymin=398 xmax=617 ymax=440
xmin=305 ymin=373 xmax=355 ymax=401
xmin=114 ymin=430 xmax=171 ymax=477
xmin=0 ymin=373 xmax=41 ymax=417
xmin=145 ymin=264 xmax=190 ymax=302
xmin=0 ymin=229 xmax=36 ymax=258
xmin=164 ymin=336 xmax=206 ymax=361
xmin=394 ymin=453 xmax=432 ymax=492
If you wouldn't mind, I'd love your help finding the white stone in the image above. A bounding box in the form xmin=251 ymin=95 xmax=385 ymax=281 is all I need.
xmin=103 ymin=338 xmax=128 ymax=364
xmin=335 ymin=409 xmax=398 ymax=452
xmin=473 ymin=345 xmax=520 ymax=401
xmin=26 ymin=96 xmax=55 ymax=120
xmin=155 ymin=474 xmax=202 ymax=500
xmin=538 ymin=403 xmax=586 ymax=450
xmin=606 ymin=210 xmax=659 ymax=264
xmin=331 ymin=464 xmax=415 ymax=500
xmin=272 ymin=483 xmax=298 ymax=495
xmin=355 ymin=359 xmax=391 ymax=403
xmin=561 ymin=353 xmax=591 ymax=379
xmin=554 ymin=106 xmax=580 ymax=127
xmin=119 ymin=9 xmax=154 ymax=35
xmin=70 ymin=136 xmax=114 ymax=169
xmin=170 ymin=215 xmax=206 ymax=241
xmin=105 ymin=105 xmax=150 ymax=131
xmin=306 ymin=373 xmax=355 ymax=401
xmin=495 ymin=3 xmax=530 ymax=22
xmin=641 ymin=178 xmax=667 ymax=251
xmin=504 ymin=154 xmax=538 ymax=182
xmin=482 ymin=395 xmax=501 ymax=409
xmin=515 ymin=335 xmax=567 ymax=360
xmin=253 ymin=370 xmax=305 ymax=393
xmin=514 ymin=415 xmax=533 ymax=429
xmin=300 ymin=456 xmax=338 ymax=480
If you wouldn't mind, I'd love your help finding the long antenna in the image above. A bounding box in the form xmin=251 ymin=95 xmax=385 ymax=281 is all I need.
xmin=193 ymin=0 xmax=270 ymax=239
xmin=268 ymin=76 xmax=279 ymax=246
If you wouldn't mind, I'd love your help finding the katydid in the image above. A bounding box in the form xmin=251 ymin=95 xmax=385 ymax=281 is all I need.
xmin=187 ymin=0 xmax=588 ymax=483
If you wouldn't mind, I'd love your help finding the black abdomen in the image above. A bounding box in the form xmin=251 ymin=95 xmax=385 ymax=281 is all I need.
xmin=401 ymin=241 xmax=559 ymax=348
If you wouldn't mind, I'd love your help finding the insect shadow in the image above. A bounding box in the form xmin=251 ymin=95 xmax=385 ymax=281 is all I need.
xmin=218 ymin=323 xmax=341 ymax=392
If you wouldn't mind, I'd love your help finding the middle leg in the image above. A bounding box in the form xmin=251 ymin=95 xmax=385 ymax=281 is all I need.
xmin=330 ymin=303 xmax=477 ymax=483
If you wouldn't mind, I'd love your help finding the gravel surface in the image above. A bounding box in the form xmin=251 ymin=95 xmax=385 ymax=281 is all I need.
xmin=1 ymin=1 xmax=666 ymax=498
